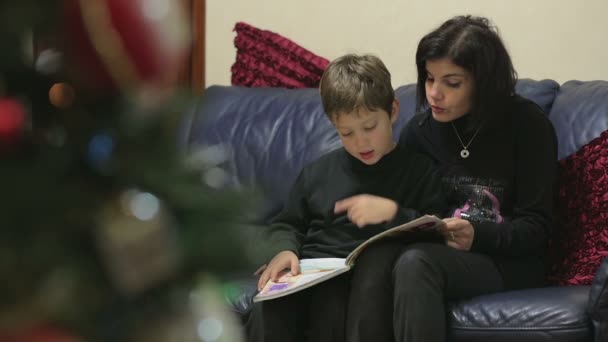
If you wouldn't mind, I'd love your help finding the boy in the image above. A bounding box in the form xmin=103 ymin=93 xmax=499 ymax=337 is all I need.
xmin=251 ymin=54 xmax=445 ymax=342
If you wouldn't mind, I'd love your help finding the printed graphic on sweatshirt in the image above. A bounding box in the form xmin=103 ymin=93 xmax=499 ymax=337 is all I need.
xmin=443 ymin=175 xmax=505 ymax=224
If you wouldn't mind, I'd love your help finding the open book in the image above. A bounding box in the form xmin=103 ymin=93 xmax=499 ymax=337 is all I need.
xmin=253 ymin=215 xmax=445 ymax=302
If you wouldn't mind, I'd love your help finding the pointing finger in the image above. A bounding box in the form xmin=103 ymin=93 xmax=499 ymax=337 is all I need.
xmin=334 ymin=196 xmax=358 ymax=213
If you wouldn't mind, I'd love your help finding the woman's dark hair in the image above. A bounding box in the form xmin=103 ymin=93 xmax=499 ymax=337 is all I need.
xmin=415 ymin=15 xmax=517 ymax=128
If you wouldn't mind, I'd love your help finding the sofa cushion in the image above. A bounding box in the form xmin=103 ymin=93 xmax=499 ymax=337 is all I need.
xmin=449 ymin=286 xmax=593 ymax=342
xmin=550 ymin=80 xmax=608 ymax=160
xmin=589 ymin=256 xmax=608 ymax=341
xmin=224 ymin=279 xmax=594 ymax=342
xmin=547 ymin=129 xmax=608 ymax=285
xmin=394 ymin=83 xmax=418 ymax=135
xmin=185 ymin=85 xmax=341 ymax=221
xmin=514 ymin=78 xmax=560 ymax=115
xmin=231 ymin=22 xmax=329 ymax=88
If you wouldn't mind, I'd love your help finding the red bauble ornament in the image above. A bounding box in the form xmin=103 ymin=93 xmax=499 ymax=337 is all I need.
xmin=0 ymin=324 xmax=80 ymax=342
xmin=62 ymin=0 xmax=190 ymax=96
xmin=0 ymin=98 xmax=26 ymax=143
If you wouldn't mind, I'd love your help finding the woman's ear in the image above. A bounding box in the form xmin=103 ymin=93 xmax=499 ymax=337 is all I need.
xmin=390 ymin=99 xmax=400 ymax=124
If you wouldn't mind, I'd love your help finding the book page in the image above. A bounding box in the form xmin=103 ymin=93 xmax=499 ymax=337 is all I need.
xmin=345 ymin=215 xmax=444 ymax=265
xmin=300 ymin=258 xmax=347 ymax=271
xmin=254 ymin=258 xmax=348 ymax=302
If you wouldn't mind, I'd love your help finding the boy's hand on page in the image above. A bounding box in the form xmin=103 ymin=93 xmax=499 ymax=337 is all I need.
xmin=334 ymin=194 xmax=398 ymax=228
xmin=442 ymin=217 xmax=474 ymax=251
xmin=257 ymin=250 xmax=300 ymax=291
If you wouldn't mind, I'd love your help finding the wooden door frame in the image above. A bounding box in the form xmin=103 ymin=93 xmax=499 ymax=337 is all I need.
xmin=179 ymin=0 xmax=205 ymax=93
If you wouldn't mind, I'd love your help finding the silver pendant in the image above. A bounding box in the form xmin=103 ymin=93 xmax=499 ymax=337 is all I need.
xmin=460 ymin=149 xmax=470 ymax=158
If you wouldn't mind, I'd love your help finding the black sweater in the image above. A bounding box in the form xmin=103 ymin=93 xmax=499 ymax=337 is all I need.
xmin=265 ymin=145 xmax=445 ymax=260
xmin=399 ymin=95 xmax=558 ymax=288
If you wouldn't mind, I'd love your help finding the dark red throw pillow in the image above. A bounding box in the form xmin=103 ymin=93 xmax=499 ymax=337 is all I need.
xmin=547 ymin=129 xmax=608 ymax=285
xmin=231 ymin=22 xmax=329 ymax=88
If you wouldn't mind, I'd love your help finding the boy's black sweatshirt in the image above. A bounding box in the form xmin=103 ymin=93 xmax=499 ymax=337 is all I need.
xmin=265 ymin=145 xmax=445 ymax=260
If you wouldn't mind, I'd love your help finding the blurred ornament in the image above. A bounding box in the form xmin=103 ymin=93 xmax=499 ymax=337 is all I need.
xmin=0 ymin=324 xmax=81 ymax=342
xmin=48 ymin=83 xmax=75 ymax=109
xmin=0 ymin=97 xmax=27 ymax=144
xmin=127 ymin=275 xmax=245 ymax=342
xmin=95 ymin=188 xmax=179 ymax=296
xmin=86 ymin=132 xmax=116 ymax=173
xmin=182 ymin=144 xmax=233 ymax=189
xmin=189 ymin=275 xmax=245 ymax=342
xmin=62 ymin=0 xmax=190 ymax=103
xmin=35 ymin=49 xmax=64 ymax=76
xmin=42 ymin=125 xmax=67 ymax=148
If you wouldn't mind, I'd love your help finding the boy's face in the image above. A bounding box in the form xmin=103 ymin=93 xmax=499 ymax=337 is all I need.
xmin=332 ymin=99 xmax=399 ymax=165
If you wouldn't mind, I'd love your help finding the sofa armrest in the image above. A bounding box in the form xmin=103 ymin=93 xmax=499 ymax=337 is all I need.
xmin=448 ymin=286 xmax=592 ymax=342
xmin=589 ymin=256 xmax=608 ymax=341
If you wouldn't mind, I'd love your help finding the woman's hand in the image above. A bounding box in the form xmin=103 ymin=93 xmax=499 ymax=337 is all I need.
xmin=442 ymin=217 xmax=475 ymax=251
xmin=334 ymin=194 xmax=398 ymax=228
xmin=257 ymin=250 xmax=300 ymax=291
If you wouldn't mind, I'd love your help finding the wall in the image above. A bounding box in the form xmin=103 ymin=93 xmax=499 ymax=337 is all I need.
xmin=206 ymin=0 xmax=608 ymax=87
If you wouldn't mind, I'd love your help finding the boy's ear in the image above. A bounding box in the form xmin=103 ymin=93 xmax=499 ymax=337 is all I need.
xmin=390 ymin=99 xmax=400 ymax=123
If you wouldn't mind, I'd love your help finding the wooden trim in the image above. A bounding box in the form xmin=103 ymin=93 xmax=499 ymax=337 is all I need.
xmin=190 ymin=0 xmax=205 ymax=93
xmin=178 ymin=0 xmax=205 ymax=93
xmin=177 ymin=0 xmax=191 ymax=90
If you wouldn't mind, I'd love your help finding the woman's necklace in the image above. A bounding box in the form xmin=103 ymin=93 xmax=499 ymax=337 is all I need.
xmin=450 ymin=122 xmax=481 ymax=159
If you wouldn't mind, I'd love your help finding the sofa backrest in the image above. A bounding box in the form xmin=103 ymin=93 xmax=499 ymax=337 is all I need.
xmin=544 ymin=80 xmax=608 ymax=285
xmin=182 ymin=79 xmax=565 ymax=223
xmin=181 ymin=79 xmax=608 ymax=285
xmin=548 ymin=80 xmax=608 ymax=159
xmin=182 ymin=86 xmax=338 ymax=220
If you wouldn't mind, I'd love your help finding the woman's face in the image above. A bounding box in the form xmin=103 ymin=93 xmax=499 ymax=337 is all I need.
xmin=424 ymin=58 xmax=475 ymax=122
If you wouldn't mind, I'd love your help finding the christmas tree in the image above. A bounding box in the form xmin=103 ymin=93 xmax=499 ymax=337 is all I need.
xmin=0 ymin=1 xmax=253 ymax=341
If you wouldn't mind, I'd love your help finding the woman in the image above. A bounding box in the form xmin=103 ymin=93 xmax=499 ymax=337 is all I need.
xmin=345 ymin=15 xmax=558 ymax=342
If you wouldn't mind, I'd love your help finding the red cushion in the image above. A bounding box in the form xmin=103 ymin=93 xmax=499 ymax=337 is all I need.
xmin=547 ymin=129 xmax=608 ymax=285
xmin=231 ymin=22 xmax=328 ymax=88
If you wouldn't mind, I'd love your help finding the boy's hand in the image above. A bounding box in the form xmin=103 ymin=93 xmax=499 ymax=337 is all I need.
xmin=442 ymin=217 xmax=474 ymax=251
xmin=257 ymin=250 xmax=300 ymax=291
xmin=334 ymin=194 xmax=398 ymax=228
